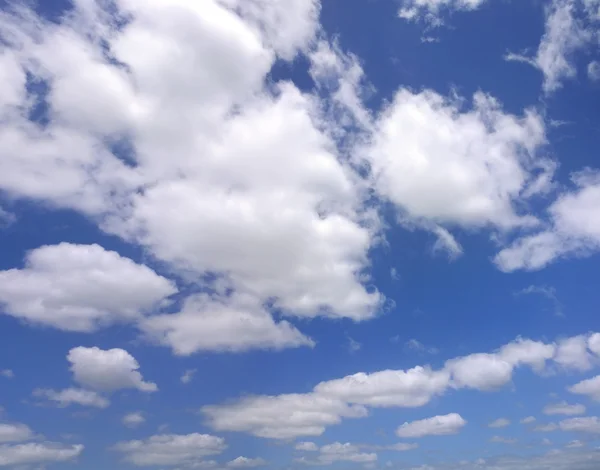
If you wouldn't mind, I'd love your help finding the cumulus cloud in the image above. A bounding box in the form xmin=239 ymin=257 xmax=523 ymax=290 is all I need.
xmin=296 ymin=442 xmax=319 ymax=452
xmin=569 ymin=375 xmax=600 ymax=400
xmin=589 ymin=60 xmax=600 ymax=80
xmin=0 ymin=442 xmax=83 ymax=467
xmin=398 ymin=0 xmax=489 ymax=25
xmin=123 ymin=412 xmax=146 ymax=428
xmin=488 ymin=418 xmax=510 ymax=428
xmin=495 ymin=169 xmax=600 ymax=272
xmin=115 ymin=433 xmax=226 ymax=467
xmin=34 ymin=388 xmax=110 ymax=409
xmin=446 ymin=354 xmax=513 ymax=391
xmin=505 ymin=0 xmax=592 ymax=94
xmin=227 ymin=456 xmax=267 ymax=468
xmin=0 ymin=243 xmax=176 ymax=332
xmin=521 ymin=416 xmax=537 ymax=424
xmin=318 ymin=443 xmax=377 ymax=464
xmin=0 ymin=424 xmax=33 ymax=443
xmin=181 ymin=370 xmax=196 ymax=385
xmin=544 ymin=402 xmax=586 ymax=416
xmin=68 ymin=346 xmax=157 ymax=393
xmin=396 ymin=413 xmax=466 ymax=438
xmin=559 ymin=416 xmax=600 ymax=433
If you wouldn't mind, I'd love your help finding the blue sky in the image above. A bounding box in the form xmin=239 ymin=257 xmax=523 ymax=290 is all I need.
xmin=0 ymin=0 xmax=600 ymax=469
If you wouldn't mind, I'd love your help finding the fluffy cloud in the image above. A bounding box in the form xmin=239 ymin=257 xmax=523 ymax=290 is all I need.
xmin=139 ymin=293 xmax=314 ymax=355
xmin=398 ymin=0 xmax=488 ymax=24
xmin=396 ymin=413 xmax=466 ymax=438
xmin=123 ymin=412 xmax=146 ymax=428
xmin=227 ymin=456 xmax=267 ymax=468
xmin=554 ymin=335 xmax=595 ymax=371
xmin=569 ymin=375 xmax=600 ymax=400
xmin=202 ymin=394 xmax=367 ymax=439
xmin=68 ymin=347 xmax=157 ymax=393
xmin=318 ymin=443 xmax=377 ymax=464
xmin=521 ymin=416 xmax=537 ymax=424
xmin=0 ymin=424 xmax=33 ymax=443
xmin=296 ymin=442 xmax=319 ymax=452
xmin=589 ymin=60 xmax=600 ymax=80
xmin=0 ymin=0 xmax=383 ymax=355
xmin=544 ymin=402 xmax=586 ymax=416
xmin=313 ymin=367 xmax=450 ymax=407
xmin=446 ymin=354 xmax=513 ymax=390
xmin=0 ymin=243 xmax=176 ymax=332
xmin=488 ymin=418 xmax=510 ymax=428
xmin=34 ymin=388 xmax=110 ymax=409
xmin=559 ymin=416 xmax=600 ymax=433
xmin=114 ymin=433 xmax=226 ymax=467
xmin=0 ymin=442 xmax=83 ymax=466
xmin=505 ymin=0 xmax=592 ymax=94
xmin=363 ymin=89 xmax=548 ymax=232
xmin=495 ymin=169 xmax=600 ymax=271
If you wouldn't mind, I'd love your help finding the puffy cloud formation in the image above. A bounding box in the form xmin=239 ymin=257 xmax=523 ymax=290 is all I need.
xmin=569 ymin=375 xmax=600 ymax=400
xmin=0 ymin=243 xmax=176 ymax=332
xmin=202 ymin=331 xmax=600 ymax=439
xmin=488 ymin=418 xmax=510 ymax=428
xmin=123 ymin=412 xmax=146 ymax=428
xmin=543 ymin=402 xmax=586 ymax=416
xmin=0 ymin=424 xmax=33 ymax=443
xmin=396 ymin=413 xmax=467 ymax=438
xmin=68 ymin=346 xmax=157 ymax=393
xmin=33 ymin=388 xmax=110 ymax=409
xmin=227 ymin=456 xmax=267 ymax=468
xmin=398 ymin=0 xmax=489 ymax=24
xmin=114 ymin=433 xmax=226 ymax=467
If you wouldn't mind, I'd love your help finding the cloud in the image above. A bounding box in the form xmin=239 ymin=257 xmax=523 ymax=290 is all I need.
xmin=559 ymin=416 xmax=600 ymax=433
xmin=495 ymin=169 xmax=600 ymax=271
xmin=569 ymin=375 xmax=600 ymax=400
xmin=405 ymin=339 xmax=439 ymax=355
xmin=515 ymin=285 xmax=563 ymax=317
xmin=227 ymin=456 xmax=267 ymax=468
xmin=0 ymin=243 xmax=176 ymax=332
xmin=567 ymin=439 xmax=585 ymax=448
xmin=363 ymin=89 xmax=548 ymax=233
xmin=589 ymin=61 xmax=600 ymax=80
xmin=181 ymin=370 xmax=196 ymax=385
xmin=396 ymin=413 xmax=466 ymax=438
xmin=488 ymin=418 xmax=510 ymax=428
xmin=544 ymin=402 xmax=586 ymax=416
xmin=0 ymin=370 xmax=13 ymax=379
xmin=296 ymin=442 xmax=319 ymax=452
xmin=0 ymin=207 xmax=15 ymax=227
xmin=554 ymin=335 xmax=595 ymax=371
xmin=0 ymin=424 xmax=33 ymax=443
xmin=201 ymin=331 xmax=599 ymax=438
xmin=0 ymin=442 xmax=83 ymax=467
xmin=534 ymin=423 xmax=559 ymax=432
xmin=521 ymin=416 xmax=537 ymax=424
xmin=318 ymin=443 xmax=377 ymax=464
xmin=114 ymin=433 xmax=226 ymax=467
xmin=203 ymin=393 xmax=367 ymax=439
xmin=68 ymin=346 xmax=157 ymax=393
xmin=490 ymin=436 xmax=517 ymax=444
xmin=505 ymin=0 xmax=592 ymax=94
xmin=397 ymin=0 xmax=489 ymax=25
xmin=33 ymin=388 xmax=110 ymax=409
xmin=123 ymin=412 xmax=146 ymax=428
xmin=0 ymin=0 xmax=383 ymax=355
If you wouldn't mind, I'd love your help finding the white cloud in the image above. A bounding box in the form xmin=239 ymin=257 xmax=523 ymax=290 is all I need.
xmin=363 ymin=89 xmax=548 ymax=232
xmin=559 ymin=416 xmax=600 ymax=433
xmin=140 ymin=293 xmax=314 ymax=355
xmin=181 ymin=369 xmax=196 ymax=385
xmin=0 ymin=207 xmax=15 ymax=227
xmin=0 ymin=0 xmax=383 ymax=354
xmin=115 ymin=433 xmax=226 ymax=467
xmin=490 ymin=436 xmax=517 ymax=444
xmin=34 ymin=388 xmax=109 ymax=409
xmin=498 ymin=338 xmax=556 ymax=372
xmin=488 ymin=418 xmax=510 ymax=428
xmin=0 ymin=370 xmax=13 ymax=379
xmin=534 ymin=423 xmax=559 ymax=432
xmin=0 ymin=424 xmax=33 ymax=443
xmin=296 ymin=442 xmax=319 ymax=452
xmin=569 ymin=375 xmax=600 ymax=400
xmin=68 ymin=346 xmax=157 ymax=393
xmin=202 ymin=393 xmax=367 ymax=439
xmin=123 ymin=412 xmax=146 ymax=428
xmin=544 ymin=402 xmax=586 ymax=416
xmin=0 ymin=243 xmax=176 ymax=332
xmin=405 ymin=339 xmax=439 ymax=355
xmin=315 ymin=443 xmax=377 ymax=464
xmin=396 ymin=413 xmax=466 ymax=438
xmin=227 ymin=456 xmax=267 ymax=468
xmin=388 ymin=442 xmax=419 ymax=451
xmin=554 ymin=335 xmax=595 ymax=371
xmin=398 ymin=0 xmax=488 ymax=25
xmin=495 ymin=169 xmax=600 ymax=271
xmin=521 ymin=416 xmax=537 ymax=424
xmin=446 ymin=353 xmax=513 ymax=391
xmin=505 ymin=0 xmax=592 ymax=94
xmin=0 ymin=442 xmax=83 ymax=466
xmin=589 ymin=61 xmax=600 ymax=80
xmin=589 ymin=333 xmax=600 ymax=356
xmin=314 ymin=367 xmax=450 ymax=407
xmin=566 ymin=439 xmax=585 ymax=448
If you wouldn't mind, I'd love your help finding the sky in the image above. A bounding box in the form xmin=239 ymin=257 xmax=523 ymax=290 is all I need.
xmin=1 ymin=0 xmax=600 ymax=468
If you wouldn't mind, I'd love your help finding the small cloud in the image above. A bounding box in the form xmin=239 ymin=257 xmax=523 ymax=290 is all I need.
xmin=1 ymin=369 xmax=14 ymax=379
xmin=227 ymin=457 xmax=267 ymax=468
xmin=0 ymin=207 xmax=16 ymax=227
xmin=566 ymin=440 xmax=584 ymax=448
xmin=347 ymin=336 xmax=362 ymax=353
xmin=515 ymin=285 xmax=563 ymax=317
xmin=521 ymin=416 xmax=536 ymax=424
xmin=488 ymin=418 xmax=510 ymax=428
xmin=542 ymin=438 xmax=552 ymax=446
xmin=390 ymin=268 xmax=400 ymax=281
xmin=490 ymin=436 xmax=517 ymax=444
xmin=404 ymin=339 xmax=438 ymax=355
xmin=181 ymin=369 xmax=196 ymax=384
xmin=534 ymin=423 xmax=558 ymax=432
xmin=543 ymin=402 xmax=586 ymax=416
xmin=589 ymin=61 xmax=600 ymax=81
xmin=123 ymin=412 xmax=145 ymax=428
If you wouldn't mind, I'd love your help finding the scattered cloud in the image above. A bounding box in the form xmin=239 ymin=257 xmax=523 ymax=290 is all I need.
xmin=295 ymin=442 xmax=319 ymax=452
xmin=488 ymin=418 xmax=510 ymax=428
xmin=227 ymin=456 xmax=267 ymax=468
xmin=589 ymin=60 xmax=600 ymax=80
xmin=569 ymin=375 xmax=600 ymax=400
xmin=33 ymin=388 xmax=109 ymax=409
xmin=0 ymin=370 xmax=13 ymax=379
xmin=515 ymin=285 xmax=563 ymax=316
xmin=181 ymin=370 xmax=196 ymax=385
xmin=544 ymin=402 xmax=586 ymax=416
xmin=396 ymin=413 xmax=466 ymax=438
xmin=490 ymin=436 xmax=517 ymax=444
xmin=123 ymin=412 xmax=146 ymax=429
xmin=521 ymin=416 xmax=537 ymax=424
xmin=534 ymin=423 xmax=559 ymax=432
xmin=405 ymin=339 xmax=439 ymax=355
xmin=559 ymin=416 xmax=600 ymax=433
